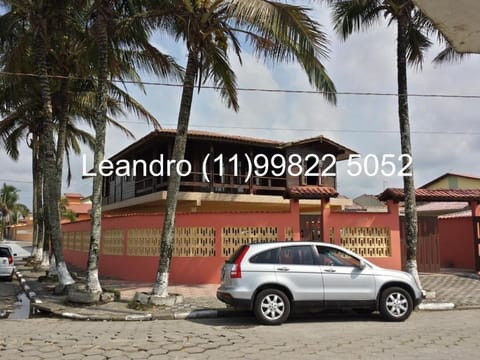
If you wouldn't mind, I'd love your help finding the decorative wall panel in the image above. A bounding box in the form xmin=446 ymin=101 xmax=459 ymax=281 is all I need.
xmin=340 ymin=227 xmax=391 ymax=257
xmin=222 ymin=227 xmax=278 ymax=257
xmin=73 ymin=231 xmax=89 ymax=253
xmin=173 ymin=227 xmax=216 ymax=257
xmin=102 ymin=230 xmax=124 ymax=255
xmin=127 ymin=227 xmax=216 ymax=257
xmin=62 ymin=232 xmax=75 ymax=250
xmin=284 ymin=227 xmax=294 ymax=241
xmin=127 ymin=228 xmax=161 ymax=256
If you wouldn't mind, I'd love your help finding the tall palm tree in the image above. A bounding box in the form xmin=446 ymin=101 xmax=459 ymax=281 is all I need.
xmin=325 ymin=0 xmax=438 ymax=287
xmin=86 ymin=0 xmax=111 ymax=295
xmin=148 ymin=0 xmax=337 ymax=297
xmin=85 ymin=0 xmax=182 ymax=296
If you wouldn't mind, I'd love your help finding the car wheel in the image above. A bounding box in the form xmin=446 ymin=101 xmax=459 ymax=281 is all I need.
xmin=379 ymin=287 xmax=413 ymax=321
xmin=254 ymin=289 xmax=290 ymax=325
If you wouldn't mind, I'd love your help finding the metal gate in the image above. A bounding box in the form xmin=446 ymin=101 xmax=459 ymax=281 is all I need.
xmin=473 ymin=217 xmax=480 ymax=272
xmin=400 ymin=216 xmax=440 ymax=273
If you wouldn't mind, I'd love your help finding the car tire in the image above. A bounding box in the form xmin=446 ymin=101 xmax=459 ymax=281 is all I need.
xmin=379 ymin=287 xmax=413 ymax=322
xmin=254 ymin=289 xmax=290 ymax=325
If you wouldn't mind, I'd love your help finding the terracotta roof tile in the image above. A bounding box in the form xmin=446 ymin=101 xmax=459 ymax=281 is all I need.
xmin=284 ymin=185 xmax=338 ymax=200
xmin=157 ymin=129 xmax=280 ymax=146
xmin=378 ymin=188 xmax=480 ymax=202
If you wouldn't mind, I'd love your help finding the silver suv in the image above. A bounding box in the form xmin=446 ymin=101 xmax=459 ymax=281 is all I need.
xmin=217 ymin=242 xmax=423 ymax=325
xmin=0 ymin=244 xmax=15 ymax=281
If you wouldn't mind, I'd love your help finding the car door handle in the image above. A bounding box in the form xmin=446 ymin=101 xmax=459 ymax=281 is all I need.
xmin=277 ymin=267 xmax=290 ymax=271
xmin=324 ymin=268 xmax=336 ymax=273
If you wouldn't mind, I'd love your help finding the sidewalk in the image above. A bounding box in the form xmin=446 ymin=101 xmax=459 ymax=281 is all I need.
xmin=15 ymin=260 xmax=239 ymax=321
xmin=13 ymin=260 xmax=480 ymax=321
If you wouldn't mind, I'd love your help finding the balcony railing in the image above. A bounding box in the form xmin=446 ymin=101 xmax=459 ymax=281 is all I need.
xmin=102 ymin=171 xmax=287 ymax=205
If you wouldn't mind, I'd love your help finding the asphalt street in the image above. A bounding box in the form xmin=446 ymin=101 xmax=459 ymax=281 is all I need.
xmin=1 ymin=309 xmax=479 ymax=359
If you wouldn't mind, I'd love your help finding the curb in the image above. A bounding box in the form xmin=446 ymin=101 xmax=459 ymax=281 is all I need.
xmin=418 ymin=302 xmax=455 ymax=311
xmin=31 ymin=305 xmax=244 ymax=321
xmin=15 ymin=269 xmax=43 ymax=305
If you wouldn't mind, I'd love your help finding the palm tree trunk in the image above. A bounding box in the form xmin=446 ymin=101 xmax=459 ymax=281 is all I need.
xmin=34 ymin=24 xmax=74 ymax=286
xmin=397 ymin=16 xmax=420 ymax=288
xmin=36 ymin=133 xmax=46 ymax=262
xmin=86 ymin=0 xmax=109 ymax=294
xmin=55 ymin=78 xmax=69 ymax=178
xmin=41 ymin=165 xmax=50 ymax=269
xmin=31 ymin=134 xmax=38 ymax=255
xmin=152 ymin=50 xmax=198 ymax=296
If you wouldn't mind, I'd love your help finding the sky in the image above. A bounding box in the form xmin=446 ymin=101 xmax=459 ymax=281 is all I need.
xmin=2 ymin=2 xmax=480 ymax=209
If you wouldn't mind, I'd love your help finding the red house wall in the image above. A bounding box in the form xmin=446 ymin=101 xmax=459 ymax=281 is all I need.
xmin=438 ymin=217 xmax=475 ymax=270
xmin=62 ymin=210 xmax=300 ymax=285
xmin=62 ymin=199 xmax=402 ymax=284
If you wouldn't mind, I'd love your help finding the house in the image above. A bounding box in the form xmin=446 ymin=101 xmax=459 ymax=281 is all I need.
xmin=417 ymin=173 xmax=480 ymax=271
xmin=379 ymin=186 xmax=480 ymax=273
xmin=63 ymin=193 xmax=91 ymax=222
xmin=63 ymin=129 xmax=405 ymax=284
xmin=352 ymin=194 xmax=388 ymax=212
xmin=7 ymin=193 xmax=91 ymax=242
xmin=99 ymin=129 xmax=355 ymax=214
xmin=420 ymin=172 xmax=480 ymax=190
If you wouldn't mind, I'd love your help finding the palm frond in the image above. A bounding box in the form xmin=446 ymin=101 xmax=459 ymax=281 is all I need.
xmin=433 ymin=43 xmax=468 ymax=64
xmin=406 ymin=22 xmax=432 ymax=69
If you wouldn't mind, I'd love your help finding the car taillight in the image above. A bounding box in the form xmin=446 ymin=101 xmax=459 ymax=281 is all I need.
xmin=8 ymin=255 xmax=13 ymax=265
xmin=230 ymin=245 xmax=249 ymax=279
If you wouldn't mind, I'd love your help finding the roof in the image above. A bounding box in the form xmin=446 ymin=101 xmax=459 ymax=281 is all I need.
xmin=438 ymin=210 xmax=472 ymax=220
xmin=107 ymin=129 xmax=357 ymax=162
xmin=64 ymin=193 xmax=83 ymax=198
xmin=420 ymin=172 xmax=480 ymax=189
xmin=67 ymin=203 xmax=92 ymax=215
xmin=284 ymin=185 xmax=338 ymax=200
xmin=378 ymin=188 xmax=480 ymax=202
xmin=416 ymin=202 xmax=469 ymax=212
xmin=353 ymin=194 xmax=386 ymax=208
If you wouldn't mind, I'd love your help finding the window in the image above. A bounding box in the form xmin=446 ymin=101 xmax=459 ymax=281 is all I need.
xmin=316 ymin=246 xmax=361 ymax=267
xmin=250 ymin=248 xmax=280 ymax=264
xmin=279 ymin=245 xmax=314 ymax=265
xmin=0 ymin=248 xmax=12 ymax=257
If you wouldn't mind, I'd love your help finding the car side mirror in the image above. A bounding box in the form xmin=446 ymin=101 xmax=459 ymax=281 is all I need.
xmin=359 ymin=260 xmax=366 ymax=270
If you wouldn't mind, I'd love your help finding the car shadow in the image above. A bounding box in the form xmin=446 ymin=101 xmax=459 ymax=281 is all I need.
xmin=187 ymin=309 xmax=384 ymax=327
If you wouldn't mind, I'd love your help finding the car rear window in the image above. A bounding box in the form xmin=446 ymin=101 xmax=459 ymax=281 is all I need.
xmin=0 ymin=247 xmax=11 ymax=257
xmin=226 ymin=245 xmax=249 ymax=264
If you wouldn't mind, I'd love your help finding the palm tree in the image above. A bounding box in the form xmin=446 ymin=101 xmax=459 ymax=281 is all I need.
xmin=148 ymin=0 xmax=337 ymax=297
xmin=1 ymin=0 xmax=177 ymax=285
xmin=325 ymin=0 xmax=439 ymax=287
xmin=0 ymin=183 xmax=29 ymax=240
xmin=84 ymin=0 xmax=182 ymax=296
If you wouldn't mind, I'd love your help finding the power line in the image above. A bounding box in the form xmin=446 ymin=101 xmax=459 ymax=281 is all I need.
xmin=115 ymin=121 xmax=480 ymax=136
xmin=0 ymin=178 xmax=33 ymax=184
xmin=1 ymin=70 xmax=480 ymax=99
